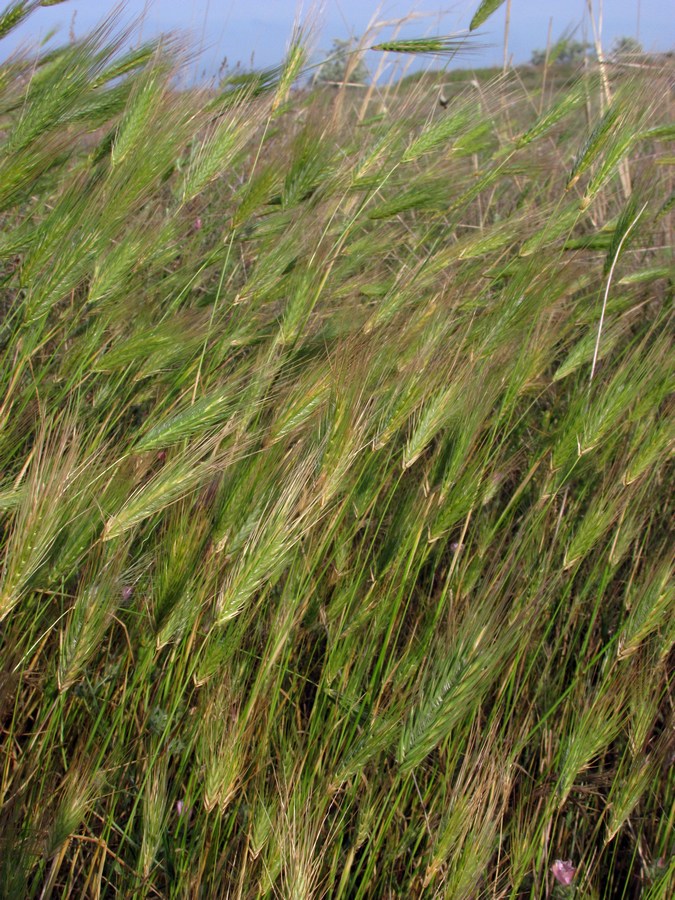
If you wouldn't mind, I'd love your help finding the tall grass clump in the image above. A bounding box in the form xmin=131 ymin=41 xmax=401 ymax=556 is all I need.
xmin=0 ymin=4 xmax=673 ymax=897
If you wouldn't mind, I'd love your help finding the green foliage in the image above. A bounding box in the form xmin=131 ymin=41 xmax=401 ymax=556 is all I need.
xmin=531 ymin=30 xmax=594 ymax=66
xmin=314 ymin=37 xmax=368 ymax=85
xmin=0 ymin=6 xmax=672 ymax=899
xmin=613 ymin=36 xmax=644 ymax=59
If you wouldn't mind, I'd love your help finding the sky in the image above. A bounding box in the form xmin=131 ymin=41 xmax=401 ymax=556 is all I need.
xmin=4 ymin=1 xmax=673 ymax=81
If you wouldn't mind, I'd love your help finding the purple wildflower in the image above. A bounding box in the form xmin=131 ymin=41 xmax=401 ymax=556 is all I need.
xmin=176 ymin=799 xmax=194 ymax=821
xmin=551 ymin=859 xmax=576 ymax=886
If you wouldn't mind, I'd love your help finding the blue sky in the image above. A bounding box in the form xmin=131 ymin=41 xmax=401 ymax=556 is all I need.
xmin=5 ymin=1 xmax=672 ymax=79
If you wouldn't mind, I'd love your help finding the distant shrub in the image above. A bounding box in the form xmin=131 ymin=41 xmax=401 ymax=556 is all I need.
xmin=314 ymin=38 xmax=369 ymax=86
xmin=531 ymin=36 xmax=594 ymax=66
xmin=612 ymin=36 xmax=644 ymax=60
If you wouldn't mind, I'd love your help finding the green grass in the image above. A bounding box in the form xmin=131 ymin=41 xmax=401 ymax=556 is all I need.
xmin=0 ymin=6 xmax=673 ymax=898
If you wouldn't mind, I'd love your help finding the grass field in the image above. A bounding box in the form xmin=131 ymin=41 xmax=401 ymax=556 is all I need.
xmin=0 ymin=4 xmax=673 ymax=898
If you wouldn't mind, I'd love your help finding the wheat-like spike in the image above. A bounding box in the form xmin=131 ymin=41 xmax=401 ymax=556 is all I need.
xmin=103 ymin=447 xmax=218 ymax=540
xmin=470 ymin=0 xmax=506 ymax=31
xmin=554 ymin=691 xmax=626 ymax=807
xmin=371 ymin=35 xmax=477 ymax=57
xmin=135 ymin=388 xmax=241 ymax=452
xmin=139 ymin=756 xmax=168 ymax=879
xmin=618 ymin=560 xmax=673 ymax=660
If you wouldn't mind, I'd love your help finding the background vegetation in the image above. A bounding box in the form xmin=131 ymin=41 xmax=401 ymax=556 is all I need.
xmin=0 ymin=2 xmax=673 ymax=897
xmin=313 ymin=38 xmax=369 ymax=87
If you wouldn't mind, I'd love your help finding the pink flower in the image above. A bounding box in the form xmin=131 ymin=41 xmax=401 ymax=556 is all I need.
xmin=551 ymin=859 xmax=576 ymax=886
xmin=193 ymin=217 xmax=202 ymax=231
xmin=176 ymin=799 xmax=193 ymax=820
